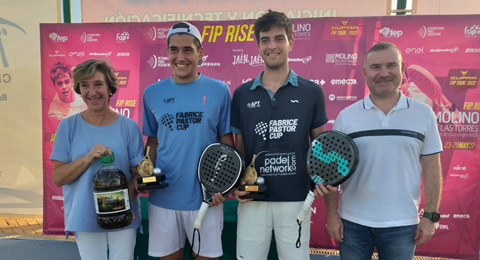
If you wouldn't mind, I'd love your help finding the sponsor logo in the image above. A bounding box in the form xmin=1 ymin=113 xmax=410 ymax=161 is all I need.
xmin=247 ymin=101 xmax=261 ymax=109
xmin=330 ymin=78 xmax=357 ymax=85
xmin=379 ymin=27 xmax=403 ymax=38
xmin=80 ymin=32 xmax=101 ymax=43
xmin=254 ymin=119 xmax=298 ymax=140
xmin=328 ymin=94 xmax=357 ymax=101
xmin=163 ymin=97 xmax=175 ymax=104
xmin=116 ymin=32 xmax=130 ymax=42
xmin=146 ymin=26 xmax=169 ymax=41
xmin=429 ymin=47 xmax=459 ymax=53
xmin=88 ymin=51 xmax=112 ymax=57
xmin=330 ymin=20 xmax=359 ymax=36
xmin=290 ymin=100 xmax=299 ymax=103
xmin=116 ymin=52 xmax=130 ymax=57
xmin=200 ymin=55 xmax=220 ymax=67
xmin=464 ymin=24 xmax=480 ymax=37
xmin=325 ymin=53 xmax=357 ymax=65
xmin=161 ymin=112 xmax=204 ymax=131
xmin=69 ymin=51 xmax=85 ymax=57
xmin=48 ymin=50 xmax=66 ymax=58
xmin=288 ymin=56 xmax=312 ymax=64
xmin=147 ymin=55 xmax=170 ymax=69
xmin=417 ymin=25 xmax=445 ymax=38
xmin=453 ymin=214 xmax=470 ymax=218
xmin=260 ymin=152 xmax=297 ymax=176
xmin=49 ymin=32 xmax=68 ymax=42
xmin=310 ymin=79 xmax=326 ymax=86
xmin=405 ymin=47 xmax=424 ymax=54
xmin=465 ymin=48 xmax=480 ymax=53
xmin=293 ymin=23 xmax=311 ymax=39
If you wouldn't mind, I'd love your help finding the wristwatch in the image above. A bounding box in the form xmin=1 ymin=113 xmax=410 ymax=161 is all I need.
xmin=423 ymin=211 xmax=441 ymax=222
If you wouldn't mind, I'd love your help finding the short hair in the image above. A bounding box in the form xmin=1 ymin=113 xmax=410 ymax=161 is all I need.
xmin=72 ymin=59 xmax=117 ymax=95
xmin=364 ymin=42 xmax=403 ymax=66
xmin=50 ymin=61 xmax=72 ymax=84
xmin=254 ymin=10 xmax=293 ymax=44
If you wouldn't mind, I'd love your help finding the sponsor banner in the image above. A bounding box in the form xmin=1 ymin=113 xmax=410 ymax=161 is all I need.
xmin=41 ymin=15 xmax=480 ymax=259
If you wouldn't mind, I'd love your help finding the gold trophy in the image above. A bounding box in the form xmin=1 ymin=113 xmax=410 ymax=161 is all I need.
xmin=137 ymin=146 xmax=167 ymax=191
xmin=238 ymin=154 xmax=267 ymax=199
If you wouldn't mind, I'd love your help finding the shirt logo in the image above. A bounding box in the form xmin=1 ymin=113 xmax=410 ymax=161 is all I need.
xmin=290 ymin=100 xmax=299 ymax=103
xmin=247 ymin=101 xmax=261 ymax=108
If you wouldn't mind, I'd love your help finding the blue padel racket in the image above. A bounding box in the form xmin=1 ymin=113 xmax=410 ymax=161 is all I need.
xmin=191 ymin=143 xmax=244 ymax=258
xmin=295 ymin=130 xmax=358 ymax=247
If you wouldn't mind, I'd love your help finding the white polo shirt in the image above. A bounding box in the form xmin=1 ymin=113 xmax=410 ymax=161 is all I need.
xmin=333 ymin=93 xmax=442 ymax=228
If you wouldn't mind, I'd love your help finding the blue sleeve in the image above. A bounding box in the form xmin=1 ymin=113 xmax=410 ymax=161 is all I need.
xmin=126 ymin=118 xmax=145 ymax=167
xmin=142 ymin=89 xmax=158 ymax=137
xmin=50 ymin=118 xmax=72 ymax=163
xmin=218 ymin=84 xmax=232 ymax=137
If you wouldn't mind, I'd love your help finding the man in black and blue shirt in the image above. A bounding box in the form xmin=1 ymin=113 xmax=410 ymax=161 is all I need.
xmin=231 ymin=10 xmax=334 ymax=260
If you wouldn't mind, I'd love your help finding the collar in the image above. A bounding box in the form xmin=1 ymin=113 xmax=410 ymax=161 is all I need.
xmin=249 ymin=69 xmax=299 ymax=90
xmin=363 ymin=92 xmax=410 ymax=110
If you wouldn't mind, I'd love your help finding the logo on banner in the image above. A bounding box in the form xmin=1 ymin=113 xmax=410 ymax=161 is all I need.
xmin=88 ymin=51 xmax=112 ymax=57
xmin=464 ymin=25 xmax=480 ymax=37
xmin=330 ymin=78 xmax=357 ymax=86
xmin=49 ymin=32 xmax=68 ymax=42
xmin=328 ymin=94 xmax=357 ymax=101
xmin=200 ymin=55 xmax=220 ymax=67
xmin=465 ymin=48 xmax=480 ymax=53
xmin=146 ymin=26 xmax=169 ymax=41
xmin=325 ymin=53 xmax=357 ymax=65
xmin=147 ymin=54 xmax=170 ymax=69
xmin=405 ymin=47 xmax=424 ymax=54
xmin=288 ymin=56 xmax=312 ymax=64
xmin=417 ymin=25 xmax=445 ymax=38
xmin=80 ymin=32 xmax=101 ymax=43
xmin=116 ymin=32 xmax=130 ymax=42
xmin=379 ymin=27 xmax=403 ymax=38
xmin=293 ymin=23 xmax=311 ymax=40
xmin=69 ymin=51 xmax=85 ymax=57
xmin=330 ymin=20 xmax=359 ymax=36
xmin=429 ymin=47 xmax=459 ymax=53
xmin=48 ymin=50 xmax=66 ymax=58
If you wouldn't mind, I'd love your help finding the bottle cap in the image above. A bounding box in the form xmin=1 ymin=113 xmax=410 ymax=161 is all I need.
xmin=98 ymin=152 xmax=115 ymax=164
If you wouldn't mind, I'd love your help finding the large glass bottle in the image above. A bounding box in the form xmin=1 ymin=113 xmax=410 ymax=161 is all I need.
xmin=92 ymin=153 xmax=133 ymax=229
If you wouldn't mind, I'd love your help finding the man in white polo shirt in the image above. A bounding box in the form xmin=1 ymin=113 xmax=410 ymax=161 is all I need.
xmin=324 ymin=41 xmax=443 ymax=260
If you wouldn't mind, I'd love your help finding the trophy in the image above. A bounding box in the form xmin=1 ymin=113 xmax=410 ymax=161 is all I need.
xmin=238 ymin=154 xmax=268 ymax=199
xmin=137 ymin=146 xmax=167 ymax=191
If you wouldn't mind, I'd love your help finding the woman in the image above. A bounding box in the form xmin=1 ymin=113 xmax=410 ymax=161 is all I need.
xmin=50 ymin=59 xmax=143 ymax=260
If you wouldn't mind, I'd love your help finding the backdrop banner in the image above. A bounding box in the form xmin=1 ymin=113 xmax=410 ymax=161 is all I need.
xmin=41 ymin=15 xmax=480 ymax=259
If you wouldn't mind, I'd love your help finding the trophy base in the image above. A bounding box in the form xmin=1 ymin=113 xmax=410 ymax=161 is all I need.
xmin=137 ymin=173 xmax=168 ymax=191
xmin=238 ymin=184 xmax=268 ymax=200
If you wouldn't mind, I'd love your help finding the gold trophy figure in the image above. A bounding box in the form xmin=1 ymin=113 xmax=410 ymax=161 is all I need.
xmin=239 ymin=154 xmax=268 ymax=199
xmin=137 ymin=146 xmax=167 ymax=191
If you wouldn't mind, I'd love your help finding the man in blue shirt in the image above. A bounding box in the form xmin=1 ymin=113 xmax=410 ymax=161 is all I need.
xmin=142 ymin=21 xmax=233 ymax=260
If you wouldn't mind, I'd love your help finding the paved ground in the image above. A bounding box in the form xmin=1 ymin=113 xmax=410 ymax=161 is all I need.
xmin=0 ymin=214 xmax=468 ymax=260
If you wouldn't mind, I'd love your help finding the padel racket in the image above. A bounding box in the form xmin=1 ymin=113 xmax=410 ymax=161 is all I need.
xmin=191 ymin=143 xmax=244 ymax=257
xmin=295 ymin=130 xmax=358 ymax=247
xmin=406 ymin=64 xmax=456 ymax=113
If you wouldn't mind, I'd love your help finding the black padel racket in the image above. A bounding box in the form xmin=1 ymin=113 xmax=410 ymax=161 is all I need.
xmin=295 ymin=130 xmax=358 ymax=247
xmin=191 ymin=143 xmax=244 ymax=258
